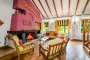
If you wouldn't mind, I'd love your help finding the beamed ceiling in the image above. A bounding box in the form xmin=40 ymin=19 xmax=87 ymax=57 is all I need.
xmin=31 ymin=0 xmax=90 ymax=19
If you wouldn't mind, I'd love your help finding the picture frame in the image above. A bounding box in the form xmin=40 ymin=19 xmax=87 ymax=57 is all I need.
xmin=23 ymin=20 xmax=31 ymax=26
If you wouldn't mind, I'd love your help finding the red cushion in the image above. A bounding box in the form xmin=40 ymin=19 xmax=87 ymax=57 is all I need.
xmin=46 ymin=33 xmax=49 ymax=36
xmin=59 ymin=36 xmax=64 ymax=39
xmin=19 ymin=40 xmax=23 ymax=45
xmin=54 ymin=33 xmax=58 ymax=37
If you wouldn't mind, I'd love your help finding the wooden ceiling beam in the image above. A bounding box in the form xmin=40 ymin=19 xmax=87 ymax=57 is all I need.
xmin=82 ymin=0 xmax=89 ymax=14
xmin=60 ymin=0 xmax=63 ymax=17
xmin=38 ymin=0 xmax=49 ymax=18
xmin=74 ymin=0 xmax=80 ymax=15
xmin=68 ymin=0 xmax=70 ymax=16
xmin=45 ymin=0 xmax=53 ymax=17
xmin=52 ymin=0 xmax=58 ymax=17
xmin=32 ymin=0 xmax=44 ymax=18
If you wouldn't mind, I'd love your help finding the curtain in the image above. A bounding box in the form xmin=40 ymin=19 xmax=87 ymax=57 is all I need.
xmin=54 ymin=20 xmax=58 ymax=31
xmin=58 ymin=20 xmax=68 ymax=26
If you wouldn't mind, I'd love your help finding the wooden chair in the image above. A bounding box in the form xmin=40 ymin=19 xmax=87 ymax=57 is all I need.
xmin=39 ymin=43 xmax=63 ymax=60
xmin=83 ymin=29 xmax=90 ymax=55
xmin=12 ymin=35 xmax=34 ymax=58
xmin=62 ymin=35 xmax=70 ymax=53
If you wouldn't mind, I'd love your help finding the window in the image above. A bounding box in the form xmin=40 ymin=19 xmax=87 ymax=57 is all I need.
xmin=43 ymin=22 xmax=49 ymax=32
xmin=58 ymin=20 xmax=68 ymax=36
xmin=81 ymin=19 xmax=90 ymax=32
xmin=81 ymin=20 xmax=84 ymax=32
xmin=86 ymin=20 xmax=90 ymax=29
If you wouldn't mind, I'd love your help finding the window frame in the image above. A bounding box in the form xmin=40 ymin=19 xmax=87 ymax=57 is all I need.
xmin=57 ymin=19 xmax=69 ymax=36
xmin=81 ymin=19 xmax=90 ymax=33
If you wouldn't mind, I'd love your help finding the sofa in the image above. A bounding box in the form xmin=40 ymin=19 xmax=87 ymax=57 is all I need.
xmin=45 ymin=31 xmax=58 ymax=39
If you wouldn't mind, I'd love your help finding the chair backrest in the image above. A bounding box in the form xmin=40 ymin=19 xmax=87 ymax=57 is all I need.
xmin=12 ymin=35 xmax=20 ymax=50
xmin=65 ymin=35 xmax=69 ymax=42
xmin=48 ymin=43 xmax=63 ymax=56
xmin=63 ymin=35 xmax=70 ymax=48
xmin=12 ymin=35 xmax=20 ymax=45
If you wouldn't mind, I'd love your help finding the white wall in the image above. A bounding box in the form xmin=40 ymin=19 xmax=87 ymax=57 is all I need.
xmin=41 ymin=16 xmax=90 ymax=40
xmin=0 ymin=0 xmax=15 ymax=47
xmin=41 ymin=19 xmax=55 ymax=34
xmin=70 ymin=16 xmax=82 ymax=40
xmin=81 ymin=15 xmax=90 ymax=19
xmin=49 ymin=19 xmax=54 ymax=31
xmin=41 ymin=17 xmax=70 ymax=32
xmin=41 ymin=14 xmax=90 ymax=41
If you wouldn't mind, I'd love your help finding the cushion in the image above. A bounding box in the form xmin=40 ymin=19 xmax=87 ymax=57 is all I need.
xmin=46 ymin=33 xmax=49 ymax=36
xmin=19 ymin=40 xmax=23 ymax=45
xmin=59 ymin=36 xmax=64 ymax=39
xmin=54 ymin=33 xmax=58 ymax=37
xmin=49 ymin=32 xmax=54 ymax=36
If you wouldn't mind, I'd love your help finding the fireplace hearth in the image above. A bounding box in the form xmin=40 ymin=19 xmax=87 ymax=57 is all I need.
xmin=7 ymin=30 xmax=38 ymax=43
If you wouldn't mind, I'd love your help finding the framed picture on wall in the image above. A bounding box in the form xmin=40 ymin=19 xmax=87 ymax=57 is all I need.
xmin=23 ymin=20 xmax=31 ymax=26
xmin=0 ymin=20 xmax=4 ymax=26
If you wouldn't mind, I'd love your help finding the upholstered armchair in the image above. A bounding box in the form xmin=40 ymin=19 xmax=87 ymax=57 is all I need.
xmin=39 ymin=42 xmax=63 ymax=60
xmin=12 ymin=35 xmax=34 ymax=58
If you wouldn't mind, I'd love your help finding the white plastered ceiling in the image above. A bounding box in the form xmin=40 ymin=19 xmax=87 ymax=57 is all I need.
xmin=31 ymin=0 xmax=90 ymax=19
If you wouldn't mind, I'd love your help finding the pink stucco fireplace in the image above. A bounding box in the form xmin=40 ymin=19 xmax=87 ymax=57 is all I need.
xmin=7 ymin=0 xmax=41 ymax=43
xmin=7 ymin=30 xmax=38 ymax=43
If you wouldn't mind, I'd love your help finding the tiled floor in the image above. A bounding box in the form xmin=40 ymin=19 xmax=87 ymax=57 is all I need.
xmin=1 ymin=40 xmax=90 ymax=60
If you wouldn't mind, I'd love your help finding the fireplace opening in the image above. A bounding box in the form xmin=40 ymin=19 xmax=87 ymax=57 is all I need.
xmin=37 ymin=30 xmax=40 ymax=34
xmin=17 ymin=32 xmax=35 ymax=41
xmin=17 ymin=33 xmax=22 ymax=40
xmin=26 ymin=32 xmax=34 ymax=41
xmin=17 ymin=32 xmax=36 ymax=43
xmin=7 ymin=30 xmax=37 ymax=43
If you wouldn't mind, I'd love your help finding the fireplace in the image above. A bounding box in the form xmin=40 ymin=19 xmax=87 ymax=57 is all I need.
xmin=17 ymin=32 xmax=35 ymax=43
xmin=7 ymin=30 xmax=38 ymax=43
xmin=26 ymin=32 xmax=34 ymax=40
